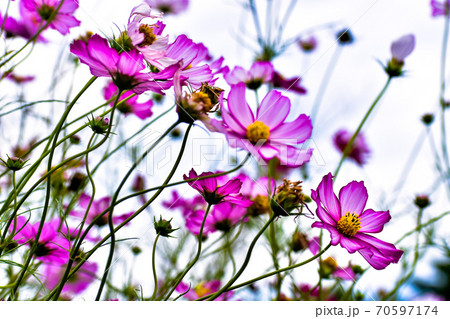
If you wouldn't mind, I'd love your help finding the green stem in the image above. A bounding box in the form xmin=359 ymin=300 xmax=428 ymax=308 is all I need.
xmin=198 ymin=242 xmax=332 ymax=300
xmin=334 ymin=76 xmax=392 ymax=179
xmin=150 ymin=234 xmax=161 ymax=300
xmin=164 ymin=203 xmax=213 ymax=300
xmin=206 ymin=214 xmax=277 ymax=301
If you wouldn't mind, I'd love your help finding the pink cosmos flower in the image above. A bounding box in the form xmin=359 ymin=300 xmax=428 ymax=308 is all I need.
xmin=271 ymin=71 xmax=307 ymax=95
xmin=43 ymin=261 xmax=98 ymax=298
xmin=224 ymin=61 xmax=274 ymax=90
xmin=127 ymin=3 xmax=169 ymax=64
xmin=184 ymin=202 xmax=248 ymax=235
xmin=151 ymin=34 xmax=214 ymax=89
xmin=183 ymin=169 xmax=253 ymax=206
xmin=3 ymin=71 xmax=35 ymax=84
xmin=176 ymin=280 xmax=233 ymax=300
xmin=103 ymin=81 xmax=154 ymax=120
xmin=163 ymin=190 xmax=205 ymax=217
xmin=70 ymin=34 xmax=179 ymax=94
xmin=431 ymin=0 xmax=450 ymax=16
xmin=219 ymin=83 xmax=313 ymax=167
xmin=333 ymin=264 xmax=356 ymax=281
xmin=20 ymin=0 xmax=80 ymax=35
xmin=311 ymin=173 xmax=403 ymax=270
xmin=70 ymin=193 xmax=134 ymax=228
xmin=390 ymin=34 xmax=415 ymax=63
xmin=333 ymin=129 xmax=370 ymax=166
xmin=0 ymin=11 xmax=45 ymax=41
xmin=145 ymin=0 xmax=189 ymax=15
xmin=9 ymin=216 xmax=69 ymax=263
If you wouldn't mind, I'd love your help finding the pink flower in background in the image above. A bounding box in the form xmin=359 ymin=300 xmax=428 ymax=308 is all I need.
xmin=219 ymin=83 xmax=313 ymax=167
xmin=431 ymin=0 xmax=450 ymax=16
xmin=103 ymin=81 xmax=154 ymax=119
xmin=176 ymin=280 xmax=233 ymax=300
xmin=70 ymin=34 xmax=179 ymax=94
xmin=271 ymin=71 xmax=307 ymax=95
xmin=184 ymin=169 xmax=253 ymax=206
xmin=333 ymin=129 xmax=370 ymax=166
xmin=43 ymin=261 xmax=98 ymax=297
xmin=162 ymin=190 xmax=205 ymax=217
xmin=390 ymin=34 xmax=415 ymax=63
xmin=145 ymin=0 xmax=189 ymax=15
xmin=3 ymin=71 xmax=35 ymax=84
xmin=151 ymin=34 xmax=214 ymax=89
xmin=127 ymin=3 xmax=169 ymax=64
xmin=20 ymin=0 xmax=80 ymax=35
xmin=0 ymin=12 xmax=45 ymax=41
xmin=311 ymin=173 xmax=403 ymax=270
xmin=184 ymin=202 xmax=248 ymax=235
xmin=70 ymin=193 xmax=134 ymax=228
xmin=224 ymin=61 xmax=274 ymax=90
xmin=9 ymin=216 xmax=69 ymax=263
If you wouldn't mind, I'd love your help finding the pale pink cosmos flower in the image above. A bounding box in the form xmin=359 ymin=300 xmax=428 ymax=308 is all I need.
xmin=311 ymin=173 xmax=403 ymax=270
xmin=9 ymin=216 xmax=69 ymax=264
xmin=0 ymin=11 xmax=45 ymax=41
xmin=391 ymin=34 xmax=415 ymax=63
xmin=145 ymin=0 xmax=189 ymax=15
xmin=176 ymin=280 xmax=233 ymax=300
xmin=70 ymin=34 xmax=180 ymax=94
xmin=184 ymin=169 xmax=253 ymax=207
xmin=151 ymin=34 xmax=215 ymax=89
xmin=70 ymin=193 xmax=134 ymax=228
xmin=19 ymin=0 xmax=80 ymax=35
xmin=218 ymin=83 xmax=313 ymax=167
xmin=333 ymin=129 xmax=370 ymax=166
xmin=42 ymin=261 xmax=98 ymax=298
xmin=127 ymin=3 xmax=169 ymax=64
xmin=431 ymin=0 xmax=450 ymax=16
xmin=224 ymin=61 xmax=274 ymax=90
xmin=103 ymin=81 xmax=154 ymax=120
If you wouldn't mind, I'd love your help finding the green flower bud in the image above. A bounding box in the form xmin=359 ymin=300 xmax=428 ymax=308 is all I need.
xmin=154 ymin=216 xmax=178 ymax=237
xmin=0 ymin=155 xmax=28 ymax=171
xmin=88 ymin=116 xmax=110 ymax=135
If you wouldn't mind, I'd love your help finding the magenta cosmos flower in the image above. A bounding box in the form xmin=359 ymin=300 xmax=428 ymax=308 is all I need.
xmin=219 ymin=83 xmax=313 ymax=167
xmin=311 ymin=173 xmax=403 ymax=270
xmin=20 ymin=0 xmax=80 ymax=35
xmin=431 ymin=0 xmax=450 ymax=16
xmin=183 ymin=169 xmax=253 ymax=206
xmin=151 ymin=34 xmax=215 ymax=89
xmin=271 ymin=71 xmax=307 ymax=95
xmin=145 ymin=0 xmax=189 ymax=15
xmin=127 ymin=3 xmax=169 ymax=64
xmin=43 ymin=261 xmax=98 ymax=298
xmin=0 ymin=11 xmax=45 ymax=41
xmin=9 ymin=216 xmax=69 ymax=263
xmin=70 ymin=193 xmax=134 ymax=227
xmin=70 ymin=34 xmax=179 ymax=94
xmin=224 ymin=61 xmax=274 ymax=90
xmin=103 ymin=81 xmax=154 ymax=120
xmin=333 ymin=129 xmax=370 ymax=166
xmin=176 ymin=280 xmax=233 ymax=300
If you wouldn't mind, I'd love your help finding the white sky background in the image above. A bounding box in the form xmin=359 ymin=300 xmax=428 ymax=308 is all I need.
xmin=1 ymin=0 xmax=450 ymax=300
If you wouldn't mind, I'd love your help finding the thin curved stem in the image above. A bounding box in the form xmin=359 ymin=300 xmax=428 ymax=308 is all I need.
xmin=150 ymin=234 xmax=161 ymax=300
xmin=334 ymin=76 xmax=392 ymax=179
xmin=206 ymin=214 xmax=277 ymax=301
xmin=164 ymin=203 xmax=213 ymax=300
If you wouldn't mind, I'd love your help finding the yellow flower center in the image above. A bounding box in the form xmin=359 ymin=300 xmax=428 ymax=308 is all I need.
xmin=336 ymin=212 xmax=361 ymax=237
xmin=248 ymin=194 xmax=270 ymax=216
xmin=246 ymin=121 xmax=270 ymax=144
xmin=191 ymin=92 xmax=212 ymax=111
xmin=138 ymin=24 xmax=157 ymax=46
xmin=194 ymin=283 xmax=211 ymax=297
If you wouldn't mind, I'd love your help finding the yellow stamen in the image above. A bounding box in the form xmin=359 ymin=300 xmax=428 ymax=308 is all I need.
xmin=194 ymin=283 xmax=211 ymax=297
xmin=138 ymin=24 xmax=157 ymax=46
xmin=336 ymin=212 xmax=361 ymax=237
xmin=246 ymin=121 xmax=270 ymax=144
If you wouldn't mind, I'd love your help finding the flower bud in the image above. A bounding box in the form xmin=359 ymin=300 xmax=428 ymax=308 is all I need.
xmin=0 ymin=155 xmax=28 ymax=171
xmin=385 ymin=34 xmax=415 ymax=77
xmin=271 ymin=179 xmax=305 ymax=216
xmin=67 ymin=172 xmax=86 ymax=191
xmin=421 ymin=113 xmax=434 ymax=125
xmin=414 ymin=195 xmax=431 ymax=209
xmin=321 ymin=257 xmax=338 ymax=278
xmin=336 ymin=29 xmax=354 ymax=45
xmin=290 ymin=231 xmax=309 ymax=252
xmin=154 ymin=216 xmax=178 ymax=237
xmin=88 ymin=116 xmax=110 ymax=135
xmin=297 ymin=36 xmax=317 ymax=53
